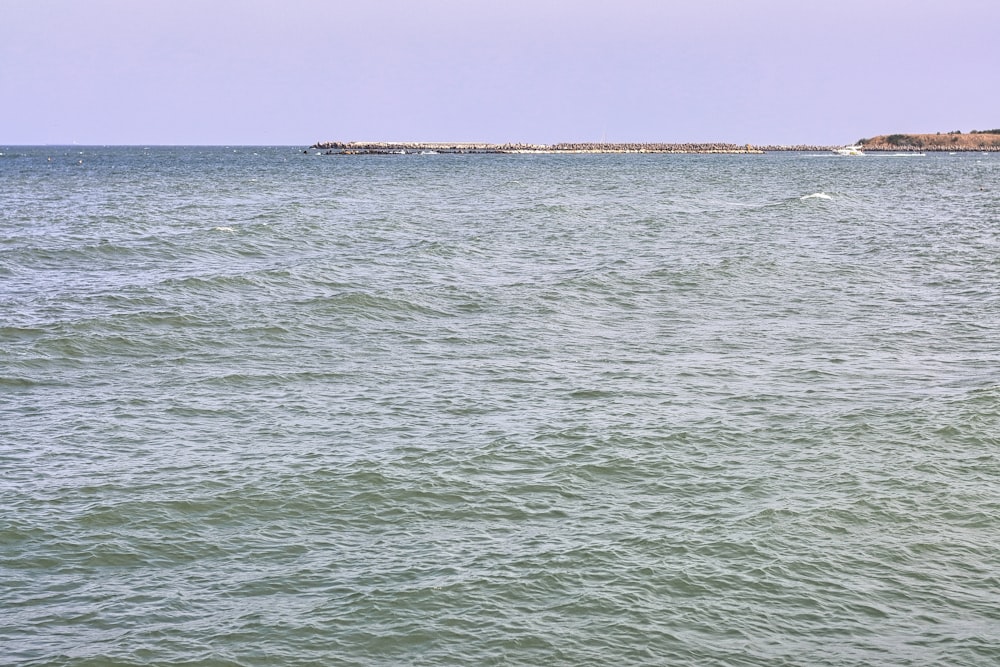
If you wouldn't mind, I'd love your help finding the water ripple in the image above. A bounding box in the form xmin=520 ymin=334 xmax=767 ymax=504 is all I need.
xmin=2 ymin=148 xmax=999 ymax=665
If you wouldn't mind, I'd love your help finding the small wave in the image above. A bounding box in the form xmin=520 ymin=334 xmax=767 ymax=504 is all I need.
xmin=0 ymin=326 xmax=47 ymax=342
xmin=801 ymin=192 xmax=832 ymax=200
xmin=0 ymin=375 xmax=47 ymax=389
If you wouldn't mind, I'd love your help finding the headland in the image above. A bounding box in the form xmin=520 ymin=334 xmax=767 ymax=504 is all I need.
xmin=858 ymin=131 xmax=1000 ymax=152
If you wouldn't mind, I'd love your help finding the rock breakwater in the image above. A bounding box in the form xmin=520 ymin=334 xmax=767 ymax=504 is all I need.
xmin=753 ymin=145 xmax=838 ymax=152
xmin=310 ymin=141 xmax=766 ymax=154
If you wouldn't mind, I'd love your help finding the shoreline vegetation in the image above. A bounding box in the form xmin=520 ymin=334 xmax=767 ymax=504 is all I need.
xmin=858 ymin=132 xmax=1000 ymax=152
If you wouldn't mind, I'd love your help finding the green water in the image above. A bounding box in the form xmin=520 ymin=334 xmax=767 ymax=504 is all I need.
xmin=2 ymin=147 xmax=999 ymax=665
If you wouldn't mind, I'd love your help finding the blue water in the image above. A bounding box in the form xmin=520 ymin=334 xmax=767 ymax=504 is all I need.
xmin=2 ymin=146 xmax=999 ymax=665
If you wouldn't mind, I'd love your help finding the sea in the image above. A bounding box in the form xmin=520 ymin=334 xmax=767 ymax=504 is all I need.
xmin=1 ymin=146 xmax=998 ymax=666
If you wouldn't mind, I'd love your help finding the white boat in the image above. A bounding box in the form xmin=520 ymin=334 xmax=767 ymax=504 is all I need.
xmin=833 ymin=145 xmax=864 ymax=156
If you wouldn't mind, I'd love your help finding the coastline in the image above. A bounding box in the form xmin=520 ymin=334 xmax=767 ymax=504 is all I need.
xmin=310 ymin=137 xmax=1000 ymax=155
xmin=310 ymin=141 xmax=771 ymax=155
xmin=859 ymin=132 xmax=1000 ymax=152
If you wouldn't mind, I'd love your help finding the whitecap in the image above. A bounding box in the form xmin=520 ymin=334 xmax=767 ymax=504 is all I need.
xmin=801 ymin=192 xmax=832 ymax=200
xmin=213 ymin=226 xmax=235 ymax=232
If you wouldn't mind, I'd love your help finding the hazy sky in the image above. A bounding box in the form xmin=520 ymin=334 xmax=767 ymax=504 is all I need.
xmin=3 ymin=0 xmax=998 ymax=145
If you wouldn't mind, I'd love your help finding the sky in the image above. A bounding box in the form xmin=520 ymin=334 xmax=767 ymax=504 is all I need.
xmin=2 ymin=0 xmax=998 ymax=146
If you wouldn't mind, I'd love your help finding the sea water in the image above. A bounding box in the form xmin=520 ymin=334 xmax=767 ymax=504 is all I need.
xmin=2 ymin=147 xmax=998 ymax=666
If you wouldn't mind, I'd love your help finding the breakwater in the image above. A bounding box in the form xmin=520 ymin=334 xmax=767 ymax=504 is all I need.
xmin=754 ymin=144 xmax=838 ymax=152
xmin=310 ymin=141 xmax=766 ymax=154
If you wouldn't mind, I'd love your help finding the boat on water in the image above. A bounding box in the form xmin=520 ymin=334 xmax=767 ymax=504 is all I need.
xmin=833 ymin=145 xmax=865 ymax=156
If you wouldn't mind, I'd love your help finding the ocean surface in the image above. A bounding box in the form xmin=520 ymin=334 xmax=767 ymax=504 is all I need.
xmin=1 ymin=146 xmax=998 ymax=666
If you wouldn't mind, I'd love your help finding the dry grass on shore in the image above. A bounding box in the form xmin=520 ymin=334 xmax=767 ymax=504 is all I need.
xmin=860 ymin=132 xmax=1000 ymax=151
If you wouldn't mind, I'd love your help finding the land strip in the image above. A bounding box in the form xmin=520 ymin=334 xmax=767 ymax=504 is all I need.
xmin=311 ymin=133 xmax=1000 ymax=155
xmin=310 ymin=141 xmax=770 ymax=154
xmin=859 ymin=132 xmax=1000 ymax=151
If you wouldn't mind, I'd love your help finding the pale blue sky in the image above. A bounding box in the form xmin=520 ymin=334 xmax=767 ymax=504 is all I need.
xmin=3 ymin=0 xmax=998 ymax=145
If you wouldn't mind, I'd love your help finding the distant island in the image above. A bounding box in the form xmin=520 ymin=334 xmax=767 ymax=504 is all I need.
xmin=858 ymin=130 xmax=1000 ymax=152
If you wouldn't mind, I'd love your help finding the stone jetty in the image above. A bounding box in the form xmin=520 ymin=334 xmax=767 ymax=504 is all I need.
xmin=753 ymin=144 xmax=839 ymax=152
xmin=310 ymin=141 xmax=767 ymax=155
